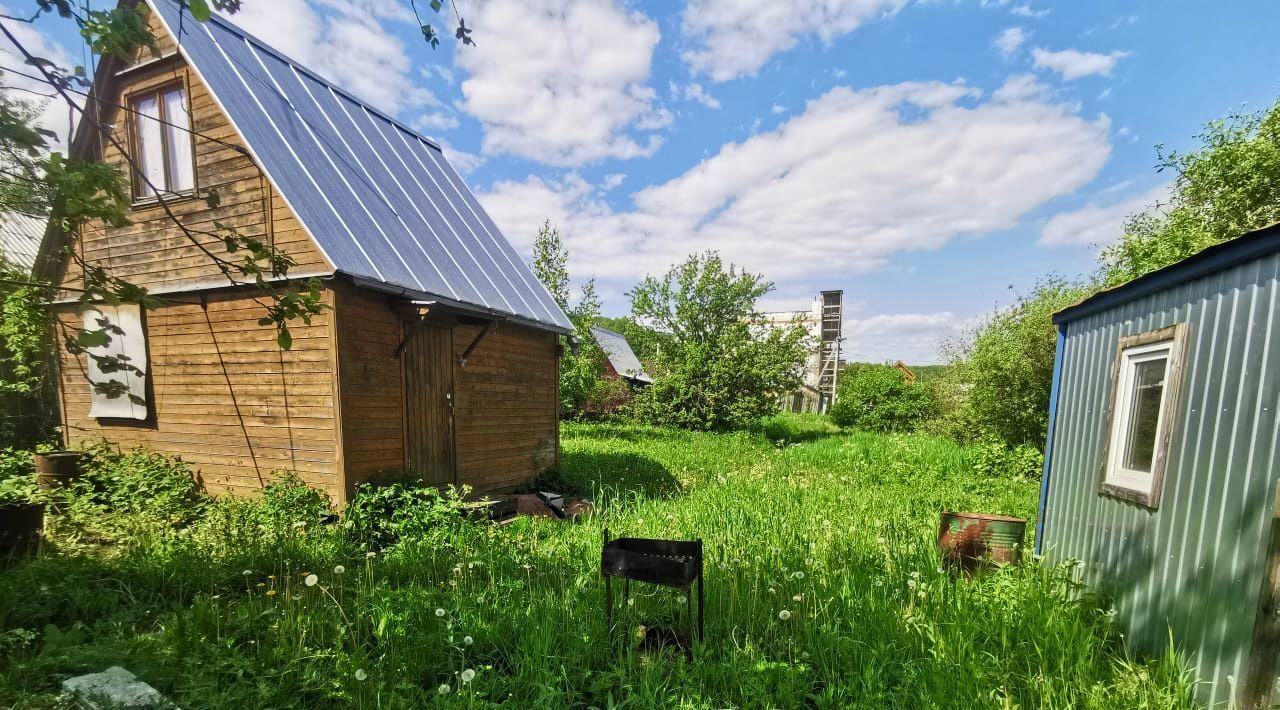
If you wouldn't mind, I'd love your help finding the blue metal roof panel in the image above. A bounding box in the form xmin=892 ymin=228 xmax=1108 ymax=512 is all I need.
xmin=147 ymin=0 xmax=572 ymax=331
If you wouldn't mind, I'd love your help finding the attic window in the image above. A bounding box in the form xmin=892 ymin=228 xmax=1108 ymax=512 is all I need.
xmin=130 ymin=82 xmax=194 ymax=199
xmin=1099 ymin=324 xmax=1189 ymax=508
xmin=82 ymin=303 xmax=150 ymax=421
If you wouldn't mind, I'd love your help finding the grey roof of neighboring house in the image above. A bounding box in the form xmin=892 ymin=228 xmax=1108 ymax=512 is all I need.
xmin=0 ymin=212 xmax=46 ymax=273
xmin=146 ymin=0 xmax=572 ymax=333
xmin=591 ymin=325 xmax=652 ymax=384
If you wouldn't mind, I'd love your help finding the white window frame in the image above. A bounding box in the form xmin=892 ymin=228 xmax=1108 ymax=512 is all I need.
xmin=128 ymin=80 xmax=195 ymax=200
xmin=1098 ymin=323 xmax=1189 ymax=508
xmin=82 ymin=303 xmax=150 ymax=421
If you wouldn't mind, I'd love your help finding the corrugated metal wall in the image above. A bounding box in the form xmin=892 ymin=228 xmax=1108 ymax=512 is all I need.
xmin=1041 ymin=252 xmax=1280 ymax=707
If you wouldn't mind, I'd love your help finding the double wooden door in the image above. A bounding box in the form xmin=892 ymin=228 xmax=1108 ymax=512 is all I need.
xmin=402 ymin=321 xmax=455 ymax=485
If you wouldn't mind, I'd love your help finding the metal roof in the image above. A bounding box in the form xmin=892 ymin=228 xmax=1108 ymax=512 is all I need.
xmin=1054 ymin=222 xmax=1280 ymax=325
xmin=590 ymin=325 xmax=652 ymax=384
xmin=147 ymin=0 xmax=572 ymax=333
xmin=0 ymin=212 xmax=46 ymax=273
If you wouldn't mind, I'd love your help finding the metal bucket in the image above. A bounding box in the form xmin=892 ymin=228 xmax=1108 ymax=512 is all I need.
xmin=938 ymin=511 xmax=1027 ymax=573
xmin=34 ymin=451 xmax=82 ymax=491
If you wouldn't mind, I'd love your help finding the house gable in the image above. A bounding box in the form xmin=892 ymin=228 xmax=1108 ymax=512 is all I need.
xmin=53 ymin=4 xmax=331 ymax=296
xmin=143 ymin=0 xmax=572 ymax=334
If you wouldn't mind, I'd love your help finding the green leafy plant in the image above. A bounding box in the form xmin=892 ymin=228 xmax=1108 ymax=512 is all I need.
xmin=970 ymin=437 xmax=1045 ymax=479
xmin=830 ymin=363 xmax=934 ymax=433
xmin=627 ymin=252 xmax=809 ymax=431
xmin=0 ymin=448 xmax=42 ymax=507
xmin=343 ymin=479 xmax=469 ymax=549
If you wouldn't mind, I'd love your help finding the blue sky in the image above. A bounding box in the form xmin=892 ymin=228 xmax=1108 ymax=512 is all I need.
xmin=13 ymin=0 xmax=1280 ymax=362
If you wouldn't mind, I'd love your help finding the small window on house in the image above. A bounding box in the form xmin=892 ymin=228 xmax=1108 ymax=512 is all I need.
xmin=130 ymin=83 xmax=194 ymax=199
xmin=82 ymin=303 xmax=150 ymax=421
xmin=1100 ymin=324 xmax=1189 ymax=507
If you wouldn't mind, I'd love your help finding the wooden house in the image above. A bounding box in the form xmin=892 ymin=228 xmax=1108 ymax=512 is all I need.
xmin=38 ymin=0 xmax=572 ymax=504
xmin=1037 ymin=224 xmax=1280 ymax=708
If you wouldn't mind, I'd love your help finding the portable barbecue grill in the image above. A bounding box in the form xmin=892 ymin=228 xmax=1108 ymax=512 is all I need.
xmin=601 ymin=529 xmax=704 ymax=650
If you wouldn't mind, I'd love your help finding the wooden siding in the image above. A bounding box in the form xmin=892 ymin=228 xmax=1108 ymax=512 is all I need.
xmin=334 ymin=283 xmax=405 ymax=494
xmin=56 ymin=8 xmax=329 ymax=294
xmin=452 ymin=322 xmax=558 ymax=491
xmin=56 ymin=288 xmax=341 ymax=500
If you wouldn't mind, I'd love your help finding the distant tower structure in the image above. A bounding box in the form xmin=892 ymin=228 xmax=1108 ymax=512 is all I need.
xmin=818 ymin=290 xmax=843 ymax=406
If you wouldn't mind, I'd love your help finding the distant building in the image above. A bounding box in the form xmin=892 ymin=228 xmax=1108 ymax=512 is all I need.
xmin=591 ymin=325 xmax=652 ymax=385
xmin=760 ymin=290 xmax=843 ymax=412
xmin=1038 ymin=224 xmax=1280 ymax=708
xmin=0 ymin=212 xmax=46 ymax=273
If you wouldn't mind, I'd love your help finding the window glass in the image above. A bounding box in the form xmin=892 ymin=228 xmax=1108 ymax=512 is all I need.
xmin=162 ymin=87 xmax=194 ymax=191
xmin=1122 ymin=357 xmax=1166 ymax=472
xmin=134 ymin=96 xmax=164 ymax=197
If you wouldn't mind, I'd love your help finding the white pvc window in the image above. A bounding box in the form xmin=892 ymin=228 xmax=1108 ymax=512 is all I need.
xmin=83 ymin=303 xmax=150 ymax=421
xmin=131 ymin=84 xmax=194 ymax=198
xmin=1100 ymin=324 xmax=1188 ymax=507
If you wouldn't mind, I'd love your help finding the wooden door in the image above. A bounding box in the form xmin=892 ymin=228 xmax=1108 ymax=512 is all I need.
xmin=402 ymin=321 xmax=455 ymax=485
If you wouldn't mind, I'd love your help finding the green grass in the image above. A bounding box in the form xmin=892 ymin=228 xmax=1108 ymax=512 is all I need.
xmin=0 ymin=425 xmax=1196 ymax=708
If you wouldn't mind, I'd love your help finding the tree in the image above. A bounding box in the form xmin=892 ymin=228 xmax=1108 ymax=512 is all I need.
xmin=1102 ymin=99 xmax=1280 ymax=284
xmin=829 ymin=363 xmax=933 ymax=433
xmin=942 ymin=277 xmax=1090 ymax=448
xmin=530 ymin=220 xmax=605 ymax=415
xmin=627 ymin=252 xmax=808 ymax=431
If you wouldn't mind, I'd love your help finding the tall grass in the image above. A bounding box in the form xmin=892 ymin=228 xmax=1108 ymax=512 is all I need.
xmin=0 ymin=425 xmax=1195 ymax=708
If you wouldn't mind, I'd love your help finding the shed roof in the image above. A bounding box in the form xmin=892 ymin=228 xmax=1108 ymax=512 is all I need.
xmin=0 ymin=211 xmax=46 ymax=273
xmin=590 ymin=325 xmax=652 ymax=384
xmin=1054 ymin=222 xmax=1280 ymax=325
xmin=145 ymin=0 xmax=572 ymax=333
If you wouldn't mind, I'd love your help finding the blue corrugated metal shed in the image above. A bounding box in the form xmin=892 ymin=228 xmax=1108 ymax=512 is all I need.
xmin=1039 ymin=223 xmax=1280 ymax=708
xmin=147 ymin=0 xmax=571 ymax=333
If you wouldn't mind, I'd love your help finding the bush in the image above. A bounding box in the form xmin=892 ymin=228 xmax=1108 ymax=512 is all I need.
xmin=343 ymin=479 xmax=469 ymax=549
xmin=970 ymin=437 xmax=1045 ymax=479
xmin=829 ymin=364 xmax=933 ymax=432
xmin=943 ymin=278 xmax=1090 ymax=448
xmin=72 ymin=442 xmax=206 ymax=525
xmin=0 ymin=448 xmax=40 ymax=506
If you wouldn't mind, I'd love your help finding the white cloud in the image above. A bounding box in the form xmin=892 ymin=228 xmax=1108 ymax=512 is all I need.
xmin=480 ymin=77 xmax=1110 ymax=293
xmin=435 ymin=138 xmax=484 ymax=174
xmin=994 ymin=27 xmax=1026 ymax=56
xmin=1032 ymin=47 xmax=1128 ymax=80
xmin=0 ymin=5 xmax=78 ymax=149
xmin=414 ymin=111 xmax=460 ymax=133
xmin=674 ymin=82 xmax=721 ymax=109
xmin=681 ymin=0 xmax=910 ymax=82
xmin=771 ymin=103 xmax=786 ymax=114
xmin=1039 ymin=183 xmax=1170 ymax=249
xmin=843 ymin=312 xmax=964 ymax=364
xmin=221 ymin=0 xmax=435 ymax=114
xmin=602 ymin=173 xmax=626 ymax=190
xmin=1010 ymin=4 xmax=1049 ymax=18
xmin=455 ymin=0 xmax=664 ymax=166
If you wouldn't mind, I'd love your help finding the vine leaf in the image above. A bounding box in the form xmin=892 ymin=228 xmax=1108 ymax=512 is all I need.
xmin=188 ymin=0 xmax=212 ymax=22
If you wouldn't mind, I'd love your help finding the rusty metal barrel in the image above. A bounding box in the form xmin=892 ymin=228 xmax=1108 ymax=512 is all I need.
xmin=34 ymin=451 xmax=82 ymax=491
xmin=938 ymin=511 xmax=1027 ymax=574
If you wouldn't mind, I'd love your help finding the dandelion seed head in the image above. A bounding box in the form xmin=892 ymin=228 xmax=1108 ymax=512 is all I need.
xmin=463 ymin=635 xmax=473 ymax=645
xmin=438 ymin=684 xmax=450 ymax=695
xmin=778 ymin=609 xmax=792 ymax=621
xmin=460 ymin=668 xmax=476 ymax=683
xmin=304 ymin=574 xmax=318 ymax=587
xmin=333 ymin=565 xmax=346 ymax=575
xmin=242 ymin=569 xmax=252 ymax=576
xmin=366 ymin=551 xmax=377 ymax=559
xmin=435 ymin=608 xmax=446 ymax=617
xmin=354 ymin=669 xmax=368 ymax=681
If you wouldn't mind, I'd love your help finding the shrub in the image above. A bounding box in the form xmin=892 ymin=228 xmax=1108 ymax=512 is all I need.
xmin=72 ymin=442 xmax=206 ymax=525
xmin=829 ymin=364 xmax=933 ymax=432
xmin=343 ymin=479 xmax=469 ymax=549
xmin=943 ymin=278 xmax=1090 ymax=448
xmin=970 ymin=437 xmax=1045 ymax=479
xmin=0 ymin=448 xmax=40 ymax=506
xmin=627 ymin=252 xmax=808 ymax=431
